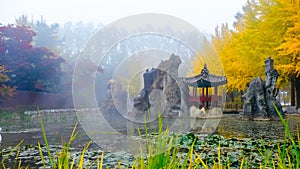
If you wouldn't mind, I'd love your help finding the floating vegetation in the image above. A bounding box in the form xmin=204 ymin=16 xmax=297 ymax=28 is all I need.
xmin=0 ymin=110 xmax=299 ymax=168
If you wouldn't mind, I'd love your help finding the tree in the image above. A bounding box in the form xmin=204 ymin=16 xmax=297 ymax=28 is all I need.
xmin=211 ymin=0 xmax=300 ymax=107
xmin=15 ymin=15 xmax=63 ymax=56
xmin=33 ymin=17 xmax=63 ymax=55
xmin=55 ymin=21 xmax=102 ymax=95
xmin=206 ymin=0 xmax=300 ymax=107
xmin=15 ymin=14 xmax=34 ymax=27
xmin=59 ymin=21 xmax=101 ymax=61
xmin=276 ymin=0 xmax=300 ymax=107
xmin=0 ymin=65 xmax=15 ymax=103
xmin=212 ymin=23 xmax=245 ymax=101
xmin=0 ymin=25 xmax=64 ymax=93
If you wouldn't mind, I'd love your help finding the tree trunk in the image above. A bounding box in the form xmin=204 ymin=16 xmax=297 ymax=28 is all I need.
xmin=295 ymin=76 xmax=300 ymax=108
xmin=291 ymin=77 xmax=295 ymax=106
xmin=230 ymin=92 xmax=234 ymax=102
xmin=240 ymin=91 xmax=244 ymax=102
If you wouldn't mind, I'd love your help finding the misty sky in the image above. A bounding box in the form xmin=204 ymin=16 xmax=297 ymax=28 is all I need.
xmin=0 ymin=0 xmax=247 ymax=34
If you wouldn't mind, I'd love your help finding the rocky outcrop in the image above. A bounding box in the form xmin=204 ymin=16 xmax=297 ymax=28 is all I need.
xmin=99 ymin=80 xmax=127 ymax=132
xmin=132 ymin=53 xmax=189 ymax=116
xmin=242 ymin=57 xmax=285 ymax=120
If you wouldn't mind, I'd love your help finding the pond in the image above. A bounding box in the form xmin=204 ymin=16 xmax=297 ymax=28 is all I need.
xmin=0 ymin=110 xmax=90 ymax=149
xmin=1 ymin=110 xmax=299 ymax=150
xmin=1 ymin=110 xmax=299 ymax=168
xmin=218 ymin=114 xmax=300 ymax=139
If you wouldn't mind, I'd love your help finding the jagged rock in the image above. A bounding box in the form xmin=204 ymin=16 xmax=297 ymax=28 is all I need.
xmin=132 ymin=53 xmax=189 ymax=116
xmin=99 ymin=80 xmax=127 ymax=132
xmin=99 ymin=53 xmax=190 ymax=120
xmin=242 ymin=57 xmax=285 ymax=120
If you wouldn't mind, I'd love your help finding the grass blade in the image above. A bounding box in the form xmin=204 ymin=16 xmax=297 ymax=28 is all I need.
xmin=38 ymin=108 xmax=54 ymax=167
xmin=181 ymin=138 xmax=196 ymax=169
xmin=98 ymin=151 xmax=104 ymax=169
xmin=273 ymin=103 xmax=300 ymax=166
xmin=1 ymin=140 xmax=24 ymax=169
xmin=38 ymin=142 xmax=46 ymax=168
xmin=78 ymin=141 xmax=92 ymax=169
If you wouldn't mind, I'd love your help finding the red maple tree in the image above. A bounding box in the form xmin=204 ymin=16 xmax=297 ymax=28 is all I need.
xmin=0 ymin=25 xmax=65 ymax=93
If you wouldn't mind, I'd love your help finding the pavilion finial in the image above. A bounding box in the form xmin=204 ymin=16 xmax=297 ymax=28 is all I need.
xmin=201 ymin=63 xmax=209 ymax=77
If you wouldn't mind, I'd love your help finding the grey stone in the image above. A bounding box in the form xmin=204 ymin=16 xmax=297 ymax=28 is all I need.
xmin=283 ymin=106 xmax=296 ymax=114
xmin=242 ymin=57 xmax=285 ymax=120
xmin=132 ymin=53 xmax=189 ymax=116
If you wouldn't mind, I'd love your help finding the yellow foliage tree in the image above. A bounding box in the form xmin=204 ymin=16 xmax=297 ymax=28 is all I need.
xmin=190 ymin=34 xmax=226 ymax=97
xmin=191 ymin=37 xmax=224 ymax=76
xmin=202 ymin=0 xmax=300 ymax=106
xmin=276 ymin=0 xmax=300 ymax=107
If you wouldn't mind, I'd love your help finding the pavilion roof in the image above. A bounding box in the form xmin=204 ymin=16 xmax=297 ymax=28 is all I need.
xmin=181 ymin=64 xmax=227 ymax=88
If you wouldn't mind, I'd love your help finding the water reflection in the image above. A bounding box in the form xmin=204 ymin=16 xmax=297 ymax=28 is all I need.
xmin=0 ymin=112 xmax=299 ymax=150
xmin=217 ymin=114 xmax=300 ymax=139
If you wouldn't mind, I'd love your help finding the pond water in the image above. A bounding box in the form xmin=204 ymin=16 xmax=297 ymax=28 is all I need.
xmin=218 ymin=114 xmax=300 ymax=139
xmin=0 ymin=110 xmax=299 ymax=151
xmin=0 ymin=111 xmax=90 ymax=149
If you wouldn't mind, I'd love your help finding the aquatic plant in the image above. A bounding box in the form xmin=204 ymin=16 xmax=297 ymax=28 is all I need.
xmin=132 ymin=113 xmax=184 ymax=169
xmin=0 ymin=107 xmax=299 ymax=168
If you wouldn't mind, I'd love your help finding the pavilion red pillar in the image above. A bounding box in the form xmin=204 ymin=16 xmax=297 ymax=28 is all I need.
xmin=206 ymin=87 xmax=209 ymax=108
xmin=202 ymin=87 xmax=205 ymax=107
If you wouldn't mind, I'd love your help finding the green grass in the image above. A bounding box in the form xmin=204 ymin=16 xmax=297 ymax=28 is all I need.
xmin=1 ymin=140 xmax=25 ymax=169
xmin=274 ymin=104 xmax=300 ymax=169
xmin=37 ymin=108 xmax=97 ymax=169
xmin=133 ymin=113 xmax=187 ymax=169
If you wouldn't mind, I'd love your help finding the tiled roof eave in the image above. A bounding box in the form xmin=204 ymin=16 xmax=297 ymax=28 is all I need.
xmin=180 ymin=75 xmax=227 ymax=87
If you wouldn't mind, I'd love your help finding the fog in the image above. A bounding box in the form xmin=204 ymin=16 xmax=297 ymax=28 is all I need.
xmin=0 ymin=3 xmax=232 ymax=155
xmin=1 ymin=0 xmax=248 ymax=35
